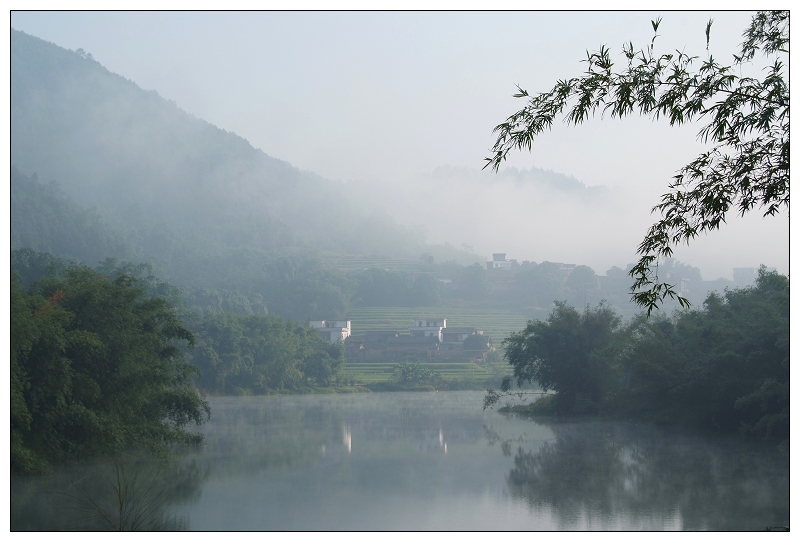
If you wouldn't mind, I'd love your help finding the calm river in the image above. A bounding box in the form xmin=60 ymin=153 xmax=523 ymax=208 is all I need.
xmin=11 ymin=391 xmax=789 ymax=531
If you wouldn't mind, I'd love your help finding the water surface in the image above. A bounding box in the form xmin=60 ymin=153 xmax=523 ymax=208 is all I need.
xmin=11 ymin=391 xmax=789 ymax=530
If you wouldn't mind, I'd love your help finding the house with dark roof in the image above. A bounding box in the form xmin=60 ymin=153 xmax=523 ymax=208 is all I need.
xmin=441 ymin=327 xmax=483 ymax=349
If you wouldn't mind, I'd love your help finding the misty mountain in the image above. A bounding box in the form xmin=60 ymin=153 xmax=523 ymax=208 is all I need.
xmin=432 ymin=164 xmax=610 ymax=197
xmin=10 ymin=29 xmax=440 ymax=270
xmin=343 ymin=159 xmax=621 ymax=269
xmin=13 ymin=28 xmax=699 ymax=323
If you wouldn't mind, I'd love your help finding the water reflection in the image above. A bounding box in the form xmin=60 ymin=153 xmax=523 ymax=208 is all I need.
xmin=11 ymin=392 xmax=789 ymax=531
xmin=497 ymin=419 xmax=789 ymax=531
xmin=11 ymin=453 xmax=209 ymax=531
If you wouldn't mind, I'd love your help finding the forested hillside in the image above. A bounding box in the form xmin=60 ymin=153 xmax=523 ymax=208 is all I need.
xmin=9 ymin=161 xmax=707 ymax=325
xmin=10 ymin=28 xmax=728 ymax=327
xmin=11 ymin=167 xmax=139 ymax=266
xmin=10 ymin=29 xmax=457 ymax=271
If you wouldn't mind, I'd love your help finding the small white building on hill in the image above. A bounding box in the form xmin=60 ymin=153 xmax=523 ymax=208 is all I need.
xmin=310 ymin=320 xmax=351 ymax=343
xmin=409 ymin=318 xmax=447 ymax=342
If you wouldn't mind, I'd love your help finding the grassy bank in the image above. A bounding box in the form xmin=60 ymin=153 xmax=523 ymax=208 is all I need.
xmin=342 ymin=360 xmax=508 ymax=390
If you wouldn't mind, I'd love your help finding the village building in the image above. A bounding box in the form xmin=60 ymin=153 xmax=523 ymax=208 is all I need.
xmin=386 ymin=335 xmax=440 ymax=360
xmin=409 ymin=318 xmax=447 ymax=341
xmin=487 ymin=253 xmax=514 ymax=271
xmin=342 ymin=317 xmax=490 ymax=363
xmin=345 ymin=330 xmax=400 ymax=361
xmin=309 ymin=320 xmax=351 ymax=343
xmin=441 ymin=327 xmax=483 ymax=349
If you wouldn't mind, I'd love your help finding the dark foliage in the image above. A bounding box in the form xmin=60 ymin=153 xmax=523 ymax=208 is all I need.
xmin=11 ymin=265 xmax=210 ymax=474
xmin=503 ymin=302 xmax=621 ymax=413
xmin=189 ymin=312 xmax=345 ymax=394
xmin=488 ymin=269 xmax=789 ymax=447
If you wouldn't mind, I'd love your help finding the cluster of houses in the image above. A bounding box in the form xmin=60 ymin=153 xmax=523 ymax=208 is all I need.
xmin=309 ymin=318 xmax=491 ymax=362
xmin=487 ymin=252 xmax=578 ymax=276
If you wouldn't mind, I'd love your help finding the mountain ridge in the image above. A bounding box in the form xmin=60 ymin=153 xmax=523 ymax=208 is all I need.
xmin=12 ymin=28 xmax=449 ymax=268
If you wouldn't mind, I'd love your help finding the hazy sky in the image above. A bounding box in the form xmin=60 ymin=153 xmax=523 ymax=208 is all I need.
xmin=8 ymin=10 xmax=790 ymax=280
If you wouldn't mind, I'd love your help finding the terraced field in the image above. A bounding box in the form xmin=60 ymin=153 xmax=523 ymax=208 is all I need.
xmin=346 ymin=306 xmax=531 ymax=343
xmin=342 ymin=361 xmax=494 ymax=386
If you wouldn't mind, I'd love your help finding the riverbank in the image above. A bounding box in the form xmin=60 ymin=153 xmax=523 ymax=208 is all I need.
xmin=499 ymin=393 xmax=790 ymax=455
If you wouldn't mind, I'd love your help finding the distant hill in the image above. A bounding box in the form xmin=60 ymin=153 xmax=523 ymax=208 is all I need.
xmin=10 ymin=29 xmax=441 ymax=273
xmin=17 ymin=29 xmax=678 ymax=323
xmin=10 ymin=166 xmax=139 ymax=267
xmin=432 ymin=164 xmax=609 ymax=197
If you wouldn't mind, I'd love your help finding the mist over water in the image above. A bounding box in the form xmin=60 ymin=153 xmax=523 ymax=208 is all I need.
xmin=11 ymin=392 xmax=789 ymax=531
xmin=8 ymin=12 xmax=790 ymax=533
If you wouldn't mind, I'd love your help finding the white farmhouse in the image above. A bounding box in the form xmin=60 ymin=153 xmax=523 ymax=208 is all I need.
xmin=409 ymin=318 xmax=447 ymax=342
xmin=487 ymin=253 xmax=513 ymax=270
xmin=309 ymin=320 xmax=351 ymax=343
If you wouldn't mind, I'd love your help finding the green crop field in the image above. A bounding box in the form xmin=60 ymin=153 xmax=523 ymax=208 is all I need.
xmin=345 ymin=306 xmax=531 ymax=343
xmin=342 ymin=361 xmax=496 ymax=386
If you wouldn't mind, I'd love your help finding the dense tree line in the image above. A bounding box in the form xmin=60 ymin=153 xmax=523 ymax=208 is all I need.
xmin=10 ymin=159 xmax=733 ymax=340
xmin=10 ymin=252 xmax=351 ymax=473
xmin=354 ymin=267 xmax=442 ymax=307
xmin=10 ymin=161 xmax=726 ymax=323
xmin=11 ymin=265 xmax=210 ymax=474
xmin=11 ymin=28 xmax=442 ymax=268
xmin=489 ymin=269 xmax=788 ymax=449
xmin=189 ymin=313 xmax=344 ymax=394
xmin=11 ymin=165 xmax=718 ymax=323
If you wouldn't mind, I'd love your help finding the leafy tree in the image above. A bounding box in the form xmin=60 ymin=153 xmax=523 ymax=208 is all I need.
xmin=190 ymin=313 xmax=345 ymax=393
xmin=489 ymin=269 xmax=788 ymax=448
xmin=485 ymin=11 xmax=788 ymax=314
xmin=565 ymin=265 xmax=597 ymax=292
xmin=502 ymin=302 xmax=622 ymax=413
xmin=180 ymin=285 xmax=268 ymax=320
xmin=612 ymin=313 xmax=685 ymax=419
xmin=611 ymin=268 xmax=788 ymax=444
xmin=669 ymin=268 xmax=788 ymax=440
xmin=11 ymin=265 xmax=210 ymax=473
xmin=605 ymin=266 xmax=627 ymax=280
xmin=302 ymin=341 xmax=345 ymax=387
xmin=10 ymin=247 xmax=74 ymax=289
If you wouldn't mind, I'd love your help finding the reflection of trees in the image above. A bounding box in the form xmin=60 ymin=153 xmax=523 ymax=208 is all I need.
xmin=11 ymin=454 xmax=210 ymax=531
xmin=503 ymin=421 xmax=789 ymax=530
xmin=508 ymin=423 xmax=626 ymax=526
